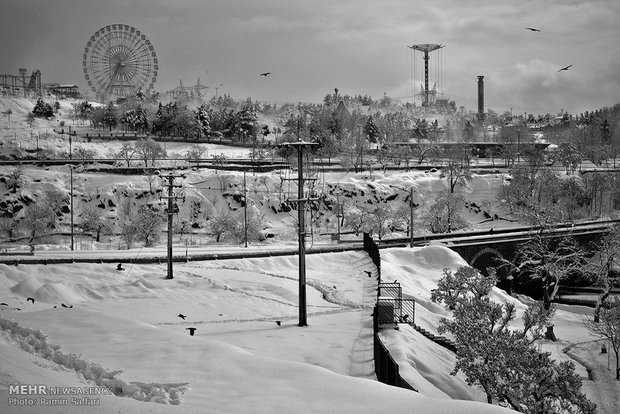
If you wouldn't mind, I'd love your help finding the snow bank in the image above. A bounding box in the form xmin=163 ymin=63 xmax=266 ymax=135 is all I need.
xmin=0 ymin=316 xmax=189 ymax=404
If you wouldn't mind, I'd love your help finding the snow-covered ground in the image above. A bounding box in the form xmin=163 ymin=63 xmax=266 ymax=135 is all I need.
xmin=1 ymin=246 xmax=521 ymax=414
xmin=1 ymin=245 xmax=618 ymax=413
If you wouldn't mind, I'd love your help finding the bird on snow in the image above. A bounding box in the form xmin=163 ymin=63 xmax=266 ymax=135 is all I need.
xmin=260 ymin=72 xmax=271 ymax=77
xmin=275 ymin=321 xmax=281 ymax=327
xmin=178 ymin=313 xmax=187 ymax=320
xmin=525 ymin=27 xmax=541 ymax=32
xmin=186 ymin=327 xmax=197 ymax=336
xmin=0 ymin=302 xmax=8 ymax=306
xmin=27 ymin=297 xmax=35 ymax=304
xmin=558 ymin=65 xmax=573 ymax=72
xmin=61 ymin=303 xmax=73 ymax=308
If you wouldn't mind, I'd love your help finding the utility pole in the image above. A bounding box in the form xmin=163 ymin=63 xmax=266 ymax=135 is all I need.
xmin=70 ymin=166 xmax=74 ymax=251
xmin=278 ymin=141 xmax=319 ymax=326
xmin=409 ymin=187 xmax=414 ymax=245
xmin=243 ymin=170 xmax=248 ymax=248
xmin=160 ymin=172 xmax=186 ymax=279
xmin=332 ymin=190 xmax=343 ymax=242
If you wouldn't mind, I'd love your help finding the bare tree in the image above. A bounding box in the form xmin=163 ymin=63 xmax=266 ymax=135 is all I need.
xmin=80 ymin=205 xmax=111 ymax=242
xmin=499 ymin=234 xmax=588 ymax=311
xmin=425 ymin=190 xmax=467 ymax=233
xmin=20 ymin=201 xmax=56 ymax=244
xmin=586 ymin=226 xmax=620 ymax=322
xmin=583 ymin=297 xmax=620 ymax=380
xmin=115 ymin=142 xmax=136 ymax=167
xmin=5 ymin=165 xmax=24 ymax=193
xmin=440 ymin=144 xmax=472 ymax=193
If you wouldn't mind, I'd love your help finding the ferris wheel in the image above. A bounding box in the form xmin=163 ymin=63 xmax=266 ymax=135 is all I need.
xmin=83 ymin=24 xmax=158 ymax=100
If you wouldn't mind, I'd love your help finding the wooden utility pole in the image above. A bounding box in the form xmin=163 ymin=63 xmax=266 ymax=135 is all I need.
xmin=409 ymin=187 xmax=414 ymax=245
xmin=278 ymin=141 xmax=318 ymax=326
xmin=160 ymin=172 xmax=185 ymax=279
xmin=243 ymin=170 xmax=248 ymax=248
xmin=70 ymin=167 xmax=74 ymax=251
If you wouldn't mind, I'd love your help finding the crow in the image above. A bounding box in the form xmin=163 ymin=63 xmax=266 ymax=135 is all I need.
xmin=0 ymin=302 xmax=7 ymax=306
xmin=275 ymin=321 xmax=281 ymax=327
xmin=178 ymin=313 xmax=187 ymax=320
xmin=558 ymin=65 xmax=573 ymax=72
xmin=186 ymin=327 xmax=197 ymax=336
xmin=61 ymin=303 xmax=73 ymax=308
xmin=364 ymin=270 xmax=372 ymax=278
xmin=525 ymin=27 xmax=541 ymax=32
xmin=27 ymin=297 xmax=35 ymax=304
xmin=260 ymin=72 xmax=271 ymax=77
xmin=116 ymin=263 xmax=124 ymax=271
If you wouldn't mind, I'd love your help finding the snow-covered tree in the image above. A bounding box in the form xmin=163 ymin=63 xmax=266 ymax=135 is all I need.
xmin=132 ymin=205 xmax=164 ymax=247
xmin=433 ymin=266 xmax=595 ymax=413
xmin=499 ymin=234 xmax=588 ymax=311
xmin=584 ymin=297 xmax=620 ymax=380
xmin=431 ymin=266 xmax=497 ymax=310
xmin=586 ymin=226 xmax=620 ymax=322
xmin=79 ymin=205 xmax=111 ymax=242
xmin=425 ymin=190 xmax=467 ymax=233
xmin=209 ymin=214 xmax=235 ymax=243
xmin=441 ymin=143 xmax=472 ymax=193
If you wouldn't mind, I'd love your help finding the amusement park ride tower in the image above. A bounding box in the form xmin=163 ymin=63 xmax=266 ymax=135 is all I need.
xmin=408 ymin=43 xmax=444 ymax=107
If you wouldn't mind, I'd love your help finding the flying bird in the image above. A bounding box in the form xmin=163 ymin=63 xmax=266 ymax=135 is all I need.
xmin=0 ymin=302 xmax=8 ymax=306
xmin=525 ymin=27 xmax=541 ymax=32
xmin=61 ymin=303 xmax=73 ymax=308
xmin=27 ymin=297 xmax=35 ymax=304
xmin=186 ymin=327 xmax=197 ymax=336
xmin=260 ymin=72 xmax=271 ymax=77
xmin=558 ymin=65 xmax=573 ymax=72
xmin=364 ymin=270 xmax=372 ymax=278
xmin=178 ymin=313 xmax=186 ymax=320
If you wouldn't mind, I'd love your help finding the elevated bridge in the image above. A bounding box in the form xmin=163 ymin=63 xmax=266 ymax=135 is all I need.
xmin=378 ymin=219 xmax=620 ymax=274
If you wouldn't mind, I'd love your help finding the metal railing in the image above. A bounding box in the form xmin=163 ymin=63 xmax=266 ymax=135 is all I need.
xmin=363 ymin=233 xmax=418 ymax=392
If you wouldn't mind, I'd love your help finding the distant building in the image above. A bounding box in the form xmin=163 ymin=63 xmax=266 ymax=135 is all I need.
xmin=48 ymin=84 xmax=81 ymax=98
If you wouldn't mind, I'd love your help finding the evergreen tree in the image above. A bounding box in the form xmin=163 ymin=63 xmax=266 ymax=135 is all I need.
xmin=364 ymin=116 xmax=380 ymax=143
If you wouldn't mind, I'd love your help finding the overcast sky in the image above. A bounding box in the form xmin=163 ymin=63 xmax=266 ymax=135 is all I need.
xmin=1 ymin=0 xmax=619 ymax=115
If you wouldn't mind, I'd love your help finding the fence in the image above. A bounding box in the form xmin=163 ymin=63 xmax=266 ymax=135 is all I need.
xmin=363 ymin=233 xmax=418 ymax=393
xmin=363 ymin=232 xmax=381 ymax=275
